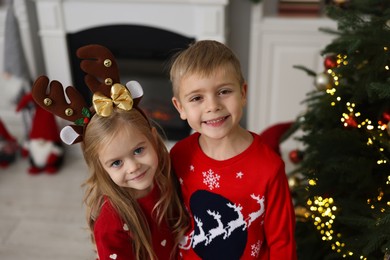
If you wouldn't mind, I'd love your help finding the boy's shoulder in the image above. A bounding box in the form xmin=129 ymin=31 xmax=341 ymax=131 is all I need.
xmin=251 ymin=132 xmax=284 ymax=160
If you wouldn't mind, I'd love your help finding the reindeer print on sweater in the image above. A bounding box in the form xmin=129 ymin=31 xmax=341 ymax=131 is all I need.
xmin=179 ymin=190 xmax=265 ymax=259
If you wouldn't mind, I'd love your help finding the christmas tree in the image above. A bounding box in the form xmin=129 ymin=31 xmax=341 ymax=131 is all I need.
xmin=286 ymin=0 xmax=390 ymax=259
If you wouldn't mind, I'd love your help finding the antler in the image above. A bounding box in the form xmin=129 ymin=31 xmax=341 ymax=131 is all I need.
xmin=77 ymin=44 xmax=120 ymax=97
xmin=32 ymin=75 xmax=88 ymax=122
xmin=32 ymin=75 xmax=89 ymax=145
xmin=77 ymin=44 xmax=145 ymax=109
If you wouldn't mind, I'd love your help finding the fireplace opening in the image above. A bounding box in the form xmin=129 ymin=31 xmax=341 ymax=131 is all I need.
xmin=67 ymin=24 xmax=195 ymax=140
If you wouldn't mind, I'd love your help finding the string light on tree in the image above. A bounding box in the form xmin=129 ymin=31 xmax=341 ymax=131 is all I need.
xmin=341 ymin=102 xmax=359 ymax=128
xmin=306 ymin=196 xmax=361 ymax=258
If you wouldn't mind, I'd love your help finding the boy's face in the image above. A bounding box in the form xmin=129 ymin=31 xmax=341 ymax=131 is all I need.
xmin=172 ymin=65 xmax=247 ymax=140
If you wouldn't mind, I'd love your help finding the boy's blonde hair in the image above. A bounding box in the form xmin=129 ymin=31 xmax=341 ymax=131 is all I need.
xmin=82 ymin=108 xmax=188 ymax=260
xmin=169 ymin=40 xmax=245 ymax=97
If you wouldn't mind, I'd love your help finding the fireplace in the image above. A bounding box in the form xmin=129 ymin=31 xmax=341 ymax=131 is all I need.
xmin=34 ymin=0 xmax=229 ymax=140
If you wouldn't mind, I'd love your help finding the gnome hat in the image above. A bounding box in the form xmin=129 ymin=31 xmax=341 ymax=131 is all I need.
xmin=16 ymin=93 xmax=61 ymax=142
xmin=259 ymin=121 xmax=294 ymax=156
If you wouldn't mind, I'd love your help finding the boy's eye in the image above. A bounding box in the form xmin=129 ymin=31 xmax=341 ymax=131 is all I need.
xmin=134 ymin=147 xmax=145 ymax=155
xmin=189 ymin=96 xmax=202 ymax=102
xmin=111 ymin=160 xmax=122 ymax=168
xmin=219 ymin=89 xmax=232 ymax=95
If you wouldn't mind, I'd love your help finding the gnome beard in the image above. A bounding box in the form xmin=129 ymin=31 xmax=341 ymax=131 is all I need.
xmin=28 ymin=138 xmax=63 ymax=173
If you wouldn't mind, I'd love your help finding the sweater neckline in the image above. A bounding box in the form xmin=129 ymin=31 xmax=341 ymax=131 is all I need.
xmin=193 ymin=132 xmax=257 ymax=166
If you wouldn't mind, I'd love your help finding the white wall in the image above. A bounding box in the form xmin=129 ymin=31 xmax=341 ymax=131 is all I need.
xmin=0 ymin=3 xmax=25 ymax=139
xmin=0 ymin=0 xmax=44 ymax=140
xmin=227 ymin=0 xmax=252 ymax=81
xmin=227 ymin=0 xmax=252 ymax=127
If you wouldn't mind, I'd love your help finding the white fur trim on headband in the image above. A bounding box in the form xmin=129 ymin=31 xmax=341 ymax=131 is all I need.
xmin=126 ymin=81 xmax=143 ymax=99
xmin=60 ymin=126 xmax=80 ymax=145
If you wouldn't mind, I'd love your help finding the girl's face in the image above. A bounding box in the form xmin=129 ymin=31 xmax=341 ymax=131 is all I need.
xmin=98 ymin=125 xmax=158 ymax=198
xmin=172 ymin=65 xmax=247 ymax=140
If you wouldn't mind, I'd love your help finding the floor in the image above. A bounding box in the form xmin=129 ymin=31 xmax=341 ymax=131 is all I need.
xmin=0 ymin=150 xmax=96 ymax=260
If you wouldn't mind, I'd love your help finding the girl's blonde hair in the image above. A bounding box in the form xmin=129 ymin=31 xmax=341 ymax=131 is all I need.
xmin=169 ymin=40 xmax=245 ymax=97
xmin=81 ymin=108 xmax=188 ymax=260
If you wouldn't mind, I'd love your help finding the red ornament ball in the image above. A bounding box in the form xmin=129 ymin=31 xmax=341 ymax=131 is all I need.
xmin=324 ymin=55 xmax=338 ymax=69
xmin=289 ymin=149 xmax=303 ymax=164
xmin=345 ymin=116 xmax=357 ymax=128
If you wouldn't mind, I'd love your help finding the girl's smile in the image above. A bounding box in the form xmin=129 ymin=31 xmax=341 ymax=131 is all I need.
xmin=128 ymin=171 xmax=147 ymax=182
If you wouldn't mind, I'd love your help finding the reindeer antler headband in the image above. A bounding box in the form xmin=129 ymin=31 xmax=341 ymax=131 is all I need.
xmin=32 ymin=44 xmax=145 ymax=145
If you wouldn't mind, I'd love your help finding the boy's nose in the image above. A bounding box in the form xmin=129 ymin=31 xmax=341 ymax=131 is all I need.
xmin=206 ymin=97 xmax=221 ymax=112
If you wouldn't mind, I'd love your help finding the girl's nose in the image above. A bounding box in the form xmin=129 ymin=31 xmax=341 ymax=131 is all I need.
xmin=127 ymin=160 xmax=141 ymax=174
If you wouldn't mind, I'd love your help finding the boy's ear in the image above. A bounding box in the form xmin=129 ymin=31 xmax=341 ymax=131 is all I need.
xmin=172 ymin=97 xmax=187 ymax=120
xmin=241 ymin=82 xmax=248 ymax=105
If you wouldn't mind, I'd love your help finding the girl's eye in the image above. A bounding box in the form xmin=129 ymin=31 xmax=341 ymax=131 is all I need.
xmin=134 ymin=147 xmax=145 ymax=155
xmin=111 ymin=160 xmax=122 ymax=168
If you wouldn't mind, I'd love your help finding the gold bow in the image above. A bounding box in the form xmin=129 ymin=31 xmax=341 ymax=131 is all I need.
xmin=93 ymin=83 xmax=133 ymax=117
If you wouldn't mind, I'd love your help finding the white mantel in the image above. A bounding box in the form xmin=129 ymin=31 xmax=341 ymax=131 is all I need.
xmin=33 ymin=0 xmax=229 ymax=86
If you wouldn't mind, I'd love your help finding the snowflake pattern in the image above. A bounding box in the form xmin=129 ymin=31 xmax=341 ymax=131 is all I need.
xmin=190 ymin=165 xmax=195 ymax=172
xmin=236 ymin=171 xmax=244 ymax=179
xmin=250 ymin=240 xmax=262 ymax=257
xmin=202 ymin=169 xmax=220 ymax=190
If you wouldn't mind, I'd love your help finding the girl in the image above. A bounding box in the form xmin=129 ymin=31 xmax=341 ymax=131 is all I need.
xmin=83 ymin=106 xmax=187 ymax=260
xmin=31 ymin=44 xmax=189 ymax=260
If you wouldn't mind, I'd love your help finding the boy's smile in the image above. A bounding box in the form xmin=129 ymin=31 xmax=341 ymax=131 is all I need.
xmin=202 ymin=115 xmax=230 ymax=127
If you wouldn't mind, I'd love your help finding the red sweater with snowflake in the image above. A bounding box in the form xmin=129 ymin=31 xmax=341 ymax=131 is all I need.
xmin=170 ymin=132 xmax=297 ymax=260
xmin=94 ymin=185 xmax=175 ymax=260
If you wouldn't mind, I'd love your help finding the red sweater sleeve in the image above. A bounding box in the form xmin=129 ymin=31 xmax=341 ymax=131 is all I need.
xmin=263 ymin=160 xmax=297 ymax=260
xmin=94 ymin=201 xmax=134 ymax=260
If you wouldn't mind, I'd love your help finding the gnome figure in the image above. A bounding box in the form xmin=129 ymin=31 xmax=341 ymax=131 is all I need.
xmin=0 ymin=118 xmax=19 ymax=168
xmin=16 ymin=93 xmax=64 ymax=174
xmin=259 ymin=121 xmax=294 ymax=156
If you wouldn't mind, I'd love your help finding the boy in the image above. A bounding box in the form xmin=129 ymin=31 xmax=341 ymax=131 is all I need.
xmin=169 ymin=40 xmax=297 ymax=259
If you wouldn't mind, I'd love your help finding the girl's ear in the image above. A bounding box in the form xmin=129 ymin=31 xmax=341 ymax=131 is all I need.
xmin=151 ymin=127 xmax=159 ymax=141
